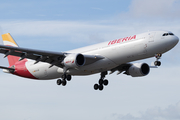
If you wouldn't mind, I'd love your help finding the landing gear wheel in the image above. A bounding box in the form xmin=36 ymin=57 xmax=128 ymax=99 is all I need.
xmin=99 ymin=85 xmax=104 ymax=91
xmin=99 ymin=79 xmax=104 ymax=85
xmin=94 ymin=84 xmax=99 ymax=90
xmin=157 ymin=61 xmax=161 ymax=66
xmin=57 ymin=79 xmax=62 ymax=85
xmin=66 ymin=75 xmax=72 ymax=81
xmin=93 ymin=71 xmax=109 ymax=91
xmin=154 ymin=53 xmax=162 ymax=66
xmin=154 ymin=61 xmax=158 ymax=66
xmin=154 ymin=61 xmax=161 ymax=66
xmin=62 ymin=80 xmax=67 ymax=86
xmin=103 ymin=79 xmax=109 ymax=86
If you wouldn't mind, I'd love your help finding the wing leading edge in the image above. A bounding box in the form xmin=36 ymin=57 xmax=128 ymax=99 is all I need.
xmin=0 ymin=44 xmax=65 ymax=67
xmin=0 ymin=44 xmax=104 ymax=68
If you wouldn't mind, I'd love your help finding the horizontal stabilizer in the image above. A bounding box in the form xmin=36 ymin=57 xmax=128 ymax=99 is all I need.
xmin=0 ymin=66 xmax=15 ymax=73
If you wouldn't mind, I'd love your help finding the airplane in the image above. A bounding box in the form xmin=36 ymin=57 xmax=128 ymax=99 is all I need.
xmin=0 ymin=31 xmax=179 ymax=91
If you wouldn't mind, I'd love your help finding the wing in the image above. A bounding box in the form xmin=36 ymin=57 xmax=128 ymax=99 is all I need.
xmin=0 ymin=44 xmax=65 ymax=67
xmin=0 ymin=66 xmax=15 ymax=72
xmin=0 ymin=45 xmax=104 ymax=68
xmin=109 ymin=63 xmax=131 ymax=75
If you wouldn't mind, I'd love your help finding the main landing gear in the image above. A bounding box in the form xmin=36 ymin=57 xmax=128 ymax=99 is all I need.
xmin=94 ymin=71 xmax=109 ymax=91
xmin=154 ymin=53 xmax=162 ymax=66
xmin=57 ymin=74 xmax=72 ymax=86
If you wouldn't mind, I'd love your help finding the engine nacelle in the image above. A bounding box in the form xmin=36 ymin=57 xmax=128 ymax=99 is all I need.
xmin=63 ymin=53 xmax=85 ymax=68
xmin=128 ymin=63 xmax=150 ymax=77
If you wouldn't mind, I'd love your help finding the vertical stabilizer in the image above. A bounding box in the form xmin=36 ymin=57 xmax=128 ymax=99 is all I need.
xmin=2 ymin=33 xmax=20 ymax=67
xmin=2 ymin=33 xmax=18 ymax=47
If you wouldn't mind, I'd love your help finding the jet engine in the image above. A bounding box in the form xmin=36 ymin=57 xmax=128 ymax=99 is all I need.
xmin=127 ymin=63 xmax=150 ymax=77
xmin=63 ymin=53 xmax=85 ymax=68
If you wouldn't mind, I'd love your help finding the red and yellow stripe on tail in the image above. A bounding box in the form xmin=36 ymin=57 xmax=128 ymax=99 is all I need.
xmin=2 ymin=33 xmax=20 ymax=67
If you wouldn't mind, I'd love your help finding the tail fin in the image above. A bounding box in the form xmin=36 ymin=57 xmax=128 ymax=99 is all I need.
xmin=2 ymin=33 xmax=20 ymax=67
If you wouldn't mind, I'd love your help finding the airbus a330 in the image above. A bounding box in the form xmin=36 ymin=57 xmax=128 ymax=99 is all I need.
xmin=0 ymin=31 xmax=179 ymax=91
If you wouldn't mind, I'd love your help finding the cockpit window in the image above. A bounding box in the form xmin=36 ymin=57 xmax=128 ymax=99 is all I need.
xmin=169 ymin=33 xmax=174 ymax=35
xmin=163 ymin=33 xmax=168 ymax=36
xmin=162 ymin=32 xmax=174 ymax=36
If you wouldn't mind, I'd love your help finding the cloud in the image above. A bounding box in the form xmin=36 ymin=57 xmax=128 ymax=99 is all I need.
xmin=0 ymin=0 xmax=180 ymax=43
xmin=127 ymin=0 xmax=180 ymax=19
xmin=112 ymin=101 xmax=180 ymax=120
xmin=1 ymin=0 xmax=180 ymax=43
xmin=0 ymin=20 xmax=119 ymax=43
xmin=1 ymin=19 xmax=180 ymax=43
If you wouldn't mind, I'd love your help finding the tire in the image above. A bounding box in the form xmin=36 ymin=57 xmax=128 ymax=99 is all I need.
xmin=94 ymin=84 xmax=99 ymax=90
xmin=154 ymin=61 xmax=158 ymax=66
xmin=99 ymin=85 xmax=104 ymax=91
xmin=62 ymin=80 xmax=67 ymax=86
xmin=99 ymin=79 xmax=104 ymax=85
xmin=155 ymin=61 xmax=161 ymax=66
xmin=66 ymin=75 xmax=72 ymax=81
xmin=103 ymin=80 xmax=109 ymax=86
xmin=57 ymin=79 xmax=62 ymax=85
xmin=157 ymin=61 xmax=161 ymax=66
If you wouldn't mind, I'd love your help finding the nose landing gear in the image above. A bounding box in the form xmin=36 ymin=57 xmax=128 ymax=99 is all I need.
xmin=154 ymin=53 xmax=162 ymax=66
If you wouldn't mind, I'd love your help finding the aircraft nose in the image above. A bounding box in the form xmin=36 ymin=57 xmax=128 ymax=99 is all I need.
xmin=164 ymin=35 xmax=179 ymax=52
xmin=173 ymin=36 xmax=179 ymax=45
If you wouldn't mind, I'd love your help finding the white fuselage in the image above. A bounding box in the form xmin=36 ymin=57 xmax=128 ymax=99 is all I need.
xmin=25 ymin=31 xmax=179 ymax=80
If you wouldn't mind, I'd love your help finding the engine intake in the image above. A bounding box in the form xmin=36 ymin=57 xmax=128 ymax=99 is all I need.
xmin=128 ymin=63 xmax=150 ymax=77
xmin=63 ymin=53 xmax=85 ymax=68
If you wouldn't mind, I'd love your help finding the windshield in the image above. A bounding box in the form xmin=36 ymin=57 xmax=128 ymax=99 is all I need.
xmin=162 ymin=32 xmax=174 ymax=36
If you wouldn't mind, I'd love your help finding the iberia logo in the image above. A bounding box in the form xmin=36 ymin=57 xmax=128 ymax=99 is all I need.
xmin=72 ymin=60 xmax=74 ymax=63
